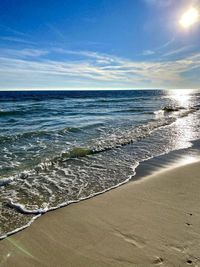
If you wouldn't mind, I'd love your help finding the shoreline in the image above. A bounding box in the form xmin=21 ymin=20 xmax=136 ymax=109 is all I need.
xmin=1 ymin=160 xmax=200 ymax=266
xmin=1 ymin=140 xmax=199 ymax=241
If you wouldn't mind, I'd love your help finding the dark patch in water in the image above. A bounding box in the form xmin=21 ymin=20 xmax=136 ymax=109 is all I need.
xmin=162 ymin=106 xmax=185 ymax=112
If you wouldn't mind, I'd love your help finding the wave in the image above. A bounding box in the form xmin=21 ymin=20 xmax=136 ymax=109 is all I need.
xmin=0 ymin=106 xmax=47 ymax=117
xmin=0 ymin=130 xmax=50 ymax=143
xmin=154 ymin=106 xmax=198 ymax=116
xmin=0 ymin=126 xmax=81 ymax=143
xmin=0 ymin=110 xmax=25 ymax=117
xmin=0 ymin=106 xmax=65 ymax=117
xmin=11 ymin=106 xmax=199 ymax=171
xmin=113 ymin=108 xmax=145 ymax=113
xmin=0 ymin=174 xmax=134 ymax=240
xmin=3 ymin=172 xmax=135 ymax=221
xmin=36 ymin=120 xmax=176 ymax=169
xmin=96 ymin=96 xmax=150 ymax=103
xmin=10 ymin=108 xmax=189 ymax=174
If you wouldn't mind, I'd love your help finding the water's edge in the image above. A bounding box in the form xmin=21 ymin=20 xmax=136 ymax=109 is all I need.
xmin=1 ymin=139 xmax=199 ymax=241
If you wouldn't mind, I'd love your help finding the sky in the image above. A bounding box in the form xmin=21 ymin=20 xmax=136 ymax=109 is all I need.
xmin=0 ymin=0 xmax=200 ymax=90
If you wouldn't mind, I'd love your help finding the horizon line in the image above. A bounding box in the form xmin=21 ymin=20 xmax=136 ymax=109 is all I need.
xmin=0 ymin=88 xmax=199 ymax=92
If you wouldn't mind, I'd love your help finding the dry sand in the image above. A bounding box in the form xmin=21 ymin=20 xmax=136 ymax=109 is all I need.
xmin=0 ymin=162 xmax=200 ymax=267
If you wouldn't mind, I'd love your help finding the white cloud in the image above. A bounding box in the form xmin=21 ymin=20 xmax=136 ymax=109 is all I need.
xmin=53 ymin=48 xmax=116 ymax=64
xmin=0 ymin=49 xmax=199 ymax=89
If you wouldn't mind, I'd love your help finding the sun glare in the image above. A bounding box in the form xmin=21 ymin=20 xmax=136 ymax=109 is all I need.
xmin=168 ymin=89 xmax=193 ymax=107
xmin=179 ymin=7 xmax=199 ymax=28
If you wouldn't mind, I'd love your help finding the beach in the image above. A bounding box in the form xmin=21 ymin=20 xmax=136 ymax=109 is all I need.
xmin=1 ymin=0 xmax=200 ymax=264
xmin=1 ymin=90 xmax=200 ymax=238
xmin=1 ymin=161 xmax=200 ymax=267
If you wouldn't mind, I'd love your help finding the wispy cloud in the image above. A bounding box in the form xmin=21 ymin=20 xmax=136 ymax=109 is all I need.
xmin=46 ymin=23 xmax=67 ymax=41
xmin=0 ymin=36 xmax=36 ymax=45
xmin=162 ymin=45 xmax=194 ymax=57
xmin=0 ymin=25 xmax=29 ymax=37
xmin=158 ymin=38 xmax=175 ymax=50
xmin=0 ymin=48 xmax=49 ymax=58
xmin=142 ymin=50 xmax=155 ymax=56
xmin=142 ymin=38 xmax=175 ymax=57
xmin=0 ymin=48 xmax=199 ymax=89
xmin=0 ymin=24 xmax=34 ymax=46
xmin=144 ymin=0 xmax=173 ymax=7
xmin=53 ymin=48 xmax=116 ymax=64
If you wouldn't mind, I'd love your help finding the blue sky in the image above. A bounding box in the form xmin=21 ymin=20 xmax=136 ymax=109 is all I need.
xmin=0 ymin=0 xmax=200 ymax=90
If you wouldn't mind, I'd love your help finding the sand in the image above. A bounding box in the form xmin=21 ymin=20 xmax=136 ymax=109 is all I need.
xmin=0 ymin=162 xmax=200 ymax=267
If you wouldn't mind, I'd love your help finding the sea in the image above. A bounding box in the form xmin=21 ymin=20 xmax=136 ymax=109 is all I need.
xmin=0 ymin=89 xmax=200 ymax=239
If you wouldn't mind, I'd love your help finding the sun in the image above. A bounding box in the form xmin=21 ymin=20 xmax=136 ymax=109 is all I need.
xmin=179 ymin=7 xmax=199 ymax=28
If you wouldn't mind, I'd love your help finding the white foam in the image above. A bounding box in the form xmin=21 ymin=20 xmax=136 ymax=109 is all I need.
xmin=0 ymin=165 xmax=138 ymax=240
xmin=8 ymin=199 xmax=49 ymax=214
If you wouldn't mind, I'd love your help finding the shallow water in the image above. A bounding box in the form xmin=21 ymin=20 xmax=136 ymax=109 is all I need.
xmin=0 ymin=89 xmax=200 ymax=239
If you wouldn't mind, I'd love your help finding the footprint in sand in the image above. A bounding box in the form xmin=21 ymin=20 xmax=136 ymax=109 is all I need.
xmin=186 ymin=259 xmax=193 ymax=265
xmin=153 ymin=256 xmax=164 ymax=265
xmin=114 ymin=231 xmax=146 ymax=249
xmin=186 ymin=213 xmax=193 ymax=227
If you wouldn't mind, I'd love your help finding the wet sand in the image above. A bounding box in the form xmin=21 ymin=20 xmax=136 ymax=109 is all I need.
xmin=0 ymin=161 xmax=200 ymax=267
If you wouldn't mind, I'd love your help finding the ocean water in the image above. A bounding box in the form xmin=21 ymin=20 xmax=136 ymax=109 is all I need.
xmin=0 ymin=89 xmax=200 ymax=239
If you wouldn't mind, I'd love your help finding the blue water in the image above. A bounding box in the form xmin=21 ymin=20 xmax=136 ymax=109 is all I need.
xmin=0 ymin=89 xmax=200 ymax=239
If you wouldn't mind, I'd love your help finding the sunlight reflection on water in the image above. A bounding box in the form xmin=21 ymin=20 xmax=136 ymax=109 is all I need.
xmin=167 ymin=89 xmax=195 ymax=107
